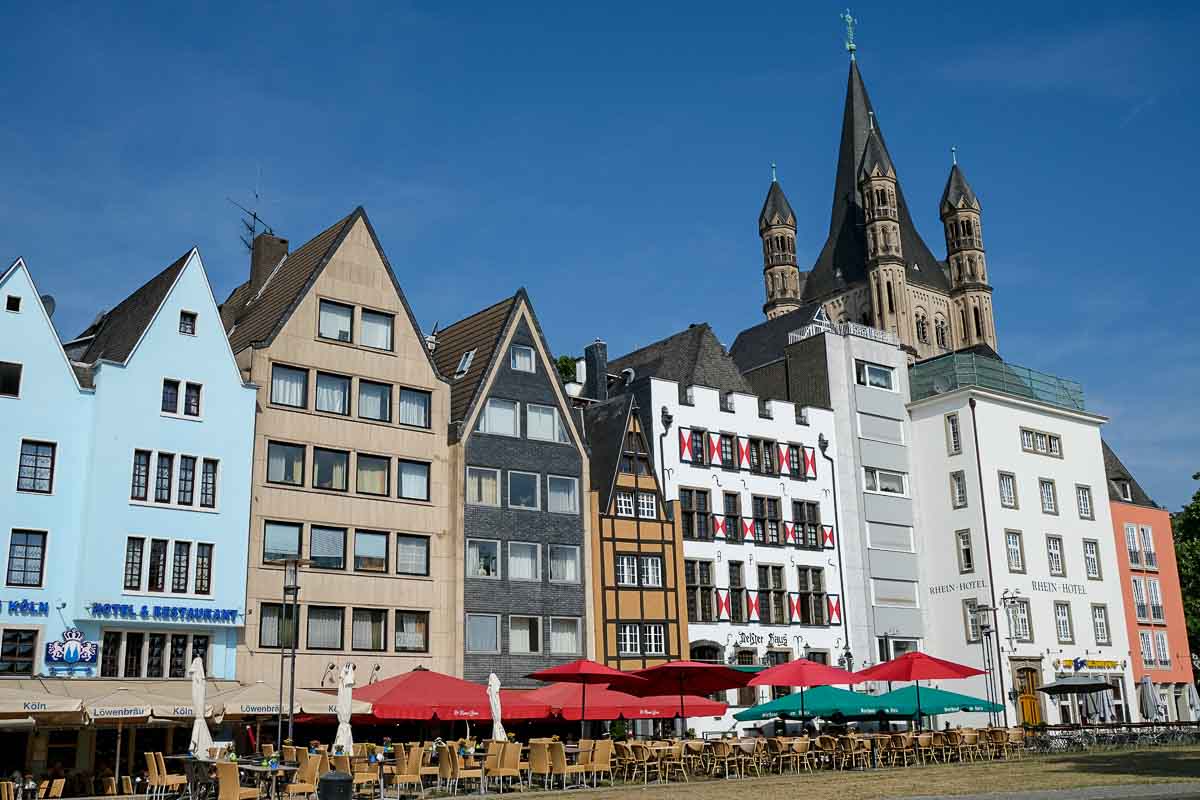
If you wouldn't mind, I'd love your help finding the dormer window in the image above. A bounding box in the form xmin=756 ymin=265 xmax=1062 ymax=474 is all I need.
xmin=1117 ymin=480 xmax=1133 ymax=502
xmin=5 ymin=295 xmax=19 ymax=313
xmin=454 ymin=349 xmax=476 ymax=379
xmin=178 ymin=311 xmax=197 ymax=336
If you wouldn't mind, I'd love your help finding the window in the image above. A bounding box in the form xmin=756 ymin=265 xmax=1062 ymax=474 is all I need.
xmin=1125 ymin=523 xmax=1141 ymax=565
xmin=0 ymin=362 xmax=21 ymax=397
xmin=395 ymin=610 xmax=430 ymax=653
xmin=398 ymin=388 xmax=431 ymax=428
xmin=688 ymin=429 xmax=705 ymax=464
xmin=1076 ymin=486 xmax=1094 ymax=519
xmin=1154 ymin=631 xmax=1170 ymax=666
xmin=639 ymin=556 xmax=663 ymax=588
xmin=508 ymin=471 xmax=540 ymax=510
xmin=950 ymin=471 xmax=968 ymax=508
xmin=1021 ymin=427 xmax=1062 ymax=457
xmin=945 ymin=414 xmax=962 ymax=455
xmin=478 ymin=398 xmax=519 ymax=436
xmin=963 ymin=599 xmax=981 ymax=643
xmin=183 ymin=383 xmax=201 ymax=416
xmin=467 ymin=539 xmax=500 ymax=578
xmin=758 ymin=565 xmax=786 ymax=624
xmin=549 ymin=545 xmax=580 ymax=583
xmin=724 ymin=493 xmax=742 ymax=544
xmin=131 ymin=450 xmax=151 ymax=500
xmin=956 ymin=530 xmax=974 ymax=573
xmin=5 ymin=295 xmax=19 ymax=313
xmin=315 ymin=372 xmax=350 ymax=415
xmin=271 ymin=364 xmax=308 ymax=408
xmin=1049 ymin=435 xmax=1061 ymax=456
xmin=616 ymin=555 xmax=638 ymax=586
xmin=124 ymin=538 xmax=144 ymax=590
xmin=147 ymin=539 xmax=168 ymax=591
xmin=310 ymin=526 xmax=346 ymax=570
xmin=264 ymin=521 xmax=301 ymax=563
xmin=680 ymin=489 xmax=711 ymax=540
xmin=307 ymin=607 xmax=344 ymax=650
xmin=509 ymin=542 xmax=540 ymax=582
xmin=855 ymin=360 xmax=895 ymax=391
xmin=17 ymin=440 xmax=54 ymax=493
xmin=171 ymin=542 xmax=191 ymax=593
xmin=267 ymin=442 xmax=305 ymax=485
xmin=352 ymin=608 xmax=387 ymax=651
xmin=1083 ymin=540 xmax=1101 ymax=579
xmin=615 ymin=491 xmax=635 ymax=517
xmin=685 ymin=560 xmax=714 ymax=622
xmin=864 ymin=467 xmax=907 ymax=496
xmin=637 ymin=492 xmax=657 ymax=519
xmin=358 ymin=380 xmax=392 ymax=422
xmin=729 ymin=562 xmax=746 ymax=623
xmin=313 ymin=447 xmax=349 ymax=491
xmin=454 ymin=349 xmax=476 ymax=379
xmin=510 ymin=344 xmax=535 ymax=372
xmin=550 ymin=617 xmax=581 ymax=655
xmin=528 ymin=403 xmax=570 ymax=443
xmin=1092 ymin=605 xmax=1111 ymax=645
xmin=318 ymin=299 xmax=353 ymax=342
xmin=466 ymin=467 xmax=500 ymax=506
xmin=1131 ymin=577 xmax=1147 ymax=620
xmin=161 ymin=379 xmax=180 ymax=413
xmin=176 ymin=456 xmax=197 ymax=506
xmin=795 ymin=567 xmax=826 ymax=626
xmin=642 ymin=624 xmax=665 ymax=656
xmin=510 ymin=616 xmax=541 ymax=654
xmin=1010 ymin=599 xmax=1032 ymax=642
xmin=360 ymin=309 xmax=394 ymax=351
xmin=547 ymin=476 xmax=579 ymax=514
xmin=1039 ymin=479 xmax=1058 ymax=514
xmin=793 ymin=501 xmax=821 ymax=549
xmin=1054 ymin=602 xmax=1074 ymax=643
xmin=354 ymin=530 xmax=389 ymax=572
xmin=0 ymin=630 xmax=36 ymax=675
xmin=1046 ymin=535 xmax=1065 ymax=577
xmin=396 ymin=534 xmax=430 ymax=576
xmin=6 ymin=530 xmax=45 ymax=587
xmin=259 ymin=602 xmax=297 ymax=648
xmin=873 ymin=578 xmax=918 ymax=608
xmin=721 ymin=435 xmax=736 ymax=467
xmin=194 ymin=543 xmax=213 ymax=595
xmin=998 ymin=472 xmax=1017 ymax=508
xmin=154 ymin=453 xmax=174 ymax=503
xmin=178 ymin=311 xmax=197 ymax=335
xmin=748 ymin=440 xmax=763 ymax=474
xmin=1148 ymin=579 xmax=1164 ymax=621
xmin=1139 ymin=631 xmax=1153 ymax=666
xmin=398 ymin=460 xmax=430 ymax=501
xmin=617 ymin=624 xmax=640 ymax=655
xmin=466 ymin=614 xmax=500 ymax=652
xmin=1117 ymin=480 xmax=1133 ymax=502
xmin=356 ymin=453 xmax=390 ymax=496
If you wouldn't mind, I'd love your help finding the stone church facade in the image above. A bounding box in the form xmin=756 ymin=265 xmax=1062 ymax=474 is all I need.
xmin=759 ymin=59 xmax=997 ymax=361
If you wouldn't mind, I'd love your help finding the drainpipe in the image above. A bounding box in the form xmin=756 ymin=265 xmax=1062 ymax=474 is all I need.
xmin=818 ymin=433 xmax=852 ymax=670
xmin=969 ymin=396 xmax=1009 ymax=727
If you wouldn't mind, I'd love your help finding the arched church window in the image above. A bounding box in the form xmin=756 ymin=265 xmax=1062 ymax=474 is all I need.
xmin=935 ymin=318 xmax=948 ymax=349
xmin=886 ymin=282 xmax=895 ymax=314
xmin=967 ymin=257 xmax=976 ymax=278
xmin=960 ymin=308 xmax=968 ymax=338
xmin=974 ymin=306 xmax=984 ymax=338
xmin=915 ymin=313 xmax=929 ymax=343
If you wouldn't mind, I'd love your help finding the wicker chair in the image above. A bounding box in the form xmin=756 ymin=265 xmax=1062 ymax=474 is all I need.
xmin=589 ymin=740 xmax=615 ymax=787
xmin=889 ymin=733 xmax=916 ymax=767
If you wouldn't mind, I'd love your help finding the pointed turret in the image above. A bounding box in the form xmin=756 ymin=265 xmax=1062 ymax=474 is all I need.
xmin=858 ymin=122 xmax=895 ymax=180
xmin=939 ymin=158 xmax=996 ymax=351
xmin=940 ymin=163 xmax=979 ymax=214
xmin=759 ymin=169 xmax=802 ymax=319
xmin=758 ymin=179 xmax=796 ymax=232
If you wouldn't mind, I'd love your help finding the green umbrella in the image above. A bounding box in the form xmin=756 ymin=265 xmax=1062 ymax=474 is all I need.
xmin=734 ymin=685 xmax=896 ymax=721
xmin=875 ymin=685 xmax=1002 ymax=717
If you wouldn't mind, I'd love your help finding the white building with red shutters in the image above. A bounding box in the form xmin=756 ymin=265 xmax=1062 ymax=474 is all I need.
xmin=591 ymin=324 xmax=845 ymax=735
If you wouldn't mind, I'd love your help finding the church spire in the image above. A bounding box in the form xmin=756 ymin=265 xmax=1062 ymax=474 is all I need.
xmin=758 ymin=173 xmax=801 ymax=320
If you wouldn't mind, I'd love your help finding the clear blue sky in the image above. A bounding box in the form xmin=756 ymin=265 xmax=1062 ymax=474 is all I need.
xmin=3 ymin=2 xmax=1198 ymax=510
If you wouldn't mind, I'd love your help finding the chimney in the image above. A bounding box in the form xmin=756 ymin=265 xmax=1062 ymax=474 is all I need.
xmin=583 ymin=339 xmax=608 ymax=401
xmin=250 ymin=233 xmax=289 ymax=296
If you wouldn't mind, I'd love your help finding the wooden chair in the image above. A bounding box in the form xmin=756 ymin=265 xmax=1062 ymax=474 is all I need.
xmin=100 ymin=777 xmax=116 ymax=796
xmin=436 ymin=745 xmax=453 ymax=793
xmin=1005 ymin=729 xmax=1025 ymax=760
xmin=916 ymin=733 xmax=939 ymax=764
xmin=449 ymin=747 xmax=482 ymax=796
xmin=612 ymin=742 xmax=634 ymax=781
xmin=121 ymin=777 xmax=133 ymax=796
xmin=487 ymin=742 xmax=523 ymax=791
xmin=155 ymin=753 xmax=187 ymax=796
xmin=526 ymin=742 xmax=552 ymax=789
xmin=332 ymin=755 xmax=376 ymax=798
xmin=262 ymin=744 xmax=276 ymax=757
xmin=814 ymin=736 xmax=838 ymax=770
xmin=792 ymin=738 xmax=816 ymax=773
xmin=660 ymin=741 xmax=688 ymax=782
xmin=589 ymin=740 xmax=615 ymax=787
xmin=283 ymin=753 xmax=319 ymax=799
xmin=575 ymin=739 xmax=594 ymax=770
xmin=393 ymin=743 xmax=425 ymax=798
xmin=837 ymin=737 xmax=868 ymax=771
xmin=548 ymin=742 xmax=588 ymax=790
xmin=889 ymin=733 xmax=916 ymax=767
xmin=682 ymin=740 xmax=705 ymax=775
xmin=735 ymin=739 xmax=761 ymax=777
xmin=960 ymin=730 xmax=981 ymax=762
xmin=216 ymin=762 xmax=258 ymax=800
xmin=708 ymin=740 xmax=738 ymax=778
xmin=144 ymin=753 xmax=162 ymax=799
xmin=47 ymin=781 xmax=64 ymax=800
xmin=1 ymin=781 xmax=17 ymax=800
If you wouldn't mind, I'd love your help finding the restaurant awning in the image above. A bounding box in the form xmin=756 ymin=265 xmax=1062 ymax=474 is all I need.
xmin=507 ymin=683 xmax=726 ymax=720
xmin=875 ymin=685 xmax=1003 ymax=715
xmin=734 ymin=686 xmax=890 ymax=721
xmin=212 ymin=680 xmax=372 ymax=717
xmin=354 ymin=667 xmax=550 ymax=721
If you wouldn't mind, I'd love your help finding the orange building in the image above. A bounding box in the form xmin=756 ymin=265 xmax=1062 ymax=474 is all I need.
xmin=583 ymin=394 xmax=688 ymax=668
xmin=1103 ymin=441 xmax=1196 ymax=720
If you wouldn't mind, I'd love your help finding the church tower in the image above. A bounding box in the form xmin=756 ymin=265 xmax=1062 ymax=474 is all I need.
xmin=859 ymin=122 xmax=911 ymax=342
xmin=940 ymin=159 xmax=997 ymax=351
xmin=759 ymin=169 xmax=802 ymax=319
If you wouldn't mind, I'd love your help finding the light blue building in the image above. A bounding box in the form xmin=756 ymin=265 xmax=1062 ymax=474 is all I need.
xmin=1 ymin=249 xmax=256 ymax=681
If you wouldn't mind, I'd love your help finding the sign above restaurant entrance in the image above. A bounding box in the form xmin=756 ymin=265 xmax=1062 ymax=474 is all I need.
xmin=88 ymin=602 xmax=240 ymax=624
xmin=1053 ymin=657 xmax=1121 ymax=672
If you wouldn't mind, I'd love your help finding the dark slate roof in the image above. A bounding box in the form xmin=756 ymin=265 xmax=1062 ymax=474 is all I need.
xmin=729 ymin=304 xmax=822 ymax=373
xmin=70 ymin=249 xmax=191 ymax=364
xmin=758 ymin=180 xmax=796 ymax=232
xmin=582 ymin=393 xmax=635 ymax=511
xmin=432 ymin=293 xmax=520 ymax=425
xmin=1101 ymin=440 xmax=1159 ymax=508
xmin=802 ymin=60 xmax=949 ymax=303
xmin=858 ymin=126 xmax=894 ymax=179
xmin=609 ymin=323 xmax=753 ymax=395
xmin=940 ymin=163 xmax=980 ymax=214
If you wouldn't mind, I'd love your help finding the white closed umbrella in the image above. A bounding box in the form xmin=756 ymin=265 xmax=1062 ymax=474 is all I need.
xmin=1186 ymin=683 xmax=1200 ymax=722
xmin=486 ymin=673 xmax=506 ymax=742
xmin=333 ymin=663 xmax=355 ymax=752
xmin=1137 ymin=676 xmax=1159 ymax=722
xmin=189 ymin=656 xmax=216 ymax=755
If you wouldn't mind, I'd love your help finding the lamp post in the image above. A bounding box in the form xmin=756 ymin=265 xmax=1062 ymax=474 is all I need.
xmin=272 ymin=557 xmax=306 ymax=745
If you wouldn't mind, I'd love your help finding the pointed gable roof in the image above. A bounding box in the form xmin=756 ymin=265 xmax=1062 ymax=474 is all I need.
xmin=70 ymin=249 xmax=192 ymax=364
xmin=802 ymin=60 xmax=949 ymax=303
xmin=940 ymin=163 xmax=980 ymax=214
xmin=1101 ymin=440 xmax=1158 ymax=508
xmin=431 ymin=292 xmax=520 ymax=426
xmin=608 ymin=323 xmax=752 ymax=396
xmin=582 ymin=393 xmax=636 ymax=511
xmin=758 ymin=180 xmax=796 ymax=232
xmin=729 ymin=304 xmax=823 ymax=373
xmin=858 ymin=126 xmax=894 ymax=179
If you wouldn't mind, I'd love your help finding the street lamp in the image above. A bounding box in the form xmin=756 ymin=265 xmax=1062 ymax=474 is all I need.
xmin=270 ymin=557 xmax=307 ymax=745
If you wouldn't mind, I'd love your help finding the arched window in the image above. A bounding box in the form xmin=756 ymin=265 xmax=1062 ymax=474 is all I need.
xmin=960 ymin=308 xmax=968 ymax=338
xmin=691 ymin=644 xmax=721 ymax=664
xmin=886 ymin=282 xmax=895 ymax=314
xmin=974 ymin=306 xmax=984 ymax=338
xmin=915 ymin=313 xmax=929 ymax=343
xmin=935 ymin=317 xmax=948 ymax=349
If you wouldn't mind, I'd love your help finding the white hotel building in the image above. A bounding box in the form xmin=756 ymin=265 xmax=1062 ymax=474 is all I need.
xmin=596 ymin=325 xmax=844 ymax=735
xmin=908 ymin=351 xmax=1136 ymax=726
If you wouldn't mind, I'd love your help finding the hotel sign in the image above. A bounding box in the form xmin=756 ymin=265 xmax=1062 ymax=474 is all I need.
xmin=1053 ymin=657 xmax=1121 ymax=672
xmin=89 ymin=602 xmax=240 ymax=624
xmin=929 ymin=579 xmax=988 ymax=595
xmin=1030 ymin=580 xmax=1087 ymax=595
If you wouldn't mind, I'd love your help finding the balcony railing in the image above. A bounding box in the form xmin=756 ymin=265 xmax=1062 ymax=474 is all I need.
xmin=791 ymin=319 xmax=899 ymax=347
xmin=1128 ymin=549 xmax=1141 ymax=566
xmin=1135 ymin=603 xmax=1148 ymax=620
xmin=1151 ymin=605 xmax=1165 ymax=622
xmin=1144 ymin=551 xmax=1158 ymax=569
xmin=910 ymin=353 xmax=1086 ymax=411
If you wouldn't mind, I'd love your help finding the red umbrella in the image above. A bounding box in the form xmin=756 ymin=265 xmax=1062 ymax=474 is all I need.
xmin=853 ymin=652 xmax=984 ymax=729
xmin=748 ymin=659 xmax=858 ymax=688
xmin=614 ymin=661 xmax=750 ymax=730
xmin=527 ymin=659 xmax=643 ymax=733
xmin=634 ymin=694 xmax=727 ymax=719
xmin=508 ymin=681 xmax=727 ymax=721
xmin=354 ymin=667 xmax=550 ymax=721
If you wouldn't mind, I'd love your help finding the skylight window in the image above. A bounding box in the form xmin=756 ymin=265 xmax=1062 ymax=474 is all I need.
xmin=455 ymin=349 xmax=476 ymax=379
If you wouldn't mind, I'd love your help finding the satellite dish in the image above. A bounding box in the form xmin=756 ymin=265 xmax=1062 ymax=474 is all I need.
xmin=39 ymin=294 xmax=56 ymax=318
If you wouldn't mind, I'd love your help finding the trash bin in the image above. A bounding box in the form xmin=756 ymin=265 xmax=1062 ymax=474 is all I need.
xmin=317 ymin=770 xmax=352 ymax=800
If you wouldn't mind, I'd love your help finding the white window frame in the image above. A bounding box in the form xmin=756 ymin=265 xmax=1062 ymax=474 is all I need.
xmin=508 ymin=615 xmax=542 ymax=655
xmin=507 ymin=470 xmax=541 ymax=511
xmin=637 ymin=491 xmax=657 ymax=519
xmin=1076 ymin=485 xmax=1094 ymax=519
xmin=507 ymin=541 xmax=541 ymax=583
xmin=1005 ymin=530 xmax=1025 ymax=573
xmin=547 ymin=475 xmax=580 ymax=514
xmin=1054 ymin=602 xmax=1074 ymax=644
xmin=99 ymin=629 xmax=210 ymax=679
xmin=1083 ymin=540 xmax=1101 ymax=580
xmin=1138 ymin=631 xmax=1153 ymax=666
xmin=640 ymin=555 xmax=664 ymax=588
xmin=160 ymin=377 xmax=204 ymax=421
xmin=548 ymin=544 xmax=581 ymax=584
xmin=615 ymin=554 xmax=638 ymax=587
xmin=955 ymin=530 xmax=974 ymax=574
xmin=871 ymin=578 xmax=919 ymax=609
xmin=454 ymin=349 xmax=476 ymax=379
xmin=526 ymin=403 xmax=570 ymax=443
xmin=1010 ymin=599 xmax=1033 ymax=642
xmin=864 ymin=521 xmax=914 ymax=553
xmin=478 ymin=398 xmax=520 ymax=437
xmin=1091 ymin=605 xmax=1110 ymax=645
xmin=950 ymin=471 xmax=968 ymax=508
xmin=509 ymin=344 xmax=535 ymax=373
xmin=617 ymin=623 xmax=641 ymax=656
xmin=131 ymin=449 xmax=221 ymax=513
xmin=615 ymin=491 xmax=635 ymax=517
xmin=643 ymin=624 xmax=666 ymax=656
xmin=864 ymin=467 xmax=908 ymax=497
xmin=1154 ymin=631 xmax=1170 ymax=666
xmin=855 ymin=360 xmax=896 ymax=391
xmin=945 ymin=413 xmax=962 ymax=455
xmin=465 ymin=613 xmax=500 ymax=654
xmin=1046 ymin=535 xmax=1065 ymax=577
xmin=465 ymin=466 xmax=501 ymax=507
xmin=467 ymin=538 xmax=501 ymax=580
xmin=1118 ymin=480 xmax=1133 ymax=502
xmin=1148 ymin=579 xmax=1164 ymax=621
xmin=548 ymin=616 xmax=582 ymax=656
xmin=998 ymin=471 xmax=1018 ymax=508
xmin=1039 ymin=478 xmax=1058 ymax=514
xmin=963 ymin=598 xmax=981 ymax=643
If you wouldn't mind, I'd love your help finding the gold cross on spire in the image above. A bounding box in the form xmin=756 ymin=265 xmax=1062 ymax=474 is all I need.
xmin=840 ymin=8 xmax=858 ymax=60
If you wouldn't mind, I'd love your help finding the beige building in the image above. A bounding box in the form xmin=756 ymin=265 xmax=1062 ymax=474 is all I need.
xmin=220 ymin=207 xmax=456 ymax=687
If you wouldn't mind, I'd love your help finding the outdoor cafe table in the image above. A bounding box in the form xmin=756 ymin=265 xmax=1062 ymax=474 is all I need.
xmin=165 ymin=756 xmax=297 ymax=800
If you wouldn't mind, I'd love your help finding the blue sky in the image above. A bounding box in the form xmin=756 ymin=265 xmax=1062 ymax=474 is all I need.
xmin=3 ymin=2 xmax=1198 ymax=510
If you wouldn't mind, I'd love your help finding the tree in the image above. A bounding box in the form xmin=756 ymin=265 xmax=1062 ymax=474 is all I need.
xmin=1171 ymin=472 xmax=1200 ymax=659
xmin=555 ymin=354 xmax=578 ymax=384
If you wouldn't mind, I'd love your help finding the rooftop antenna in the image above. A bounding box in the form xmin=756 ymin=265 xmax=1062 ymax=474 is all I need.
xmin=951 ymin=145 xmax=958 ymax=165
xmin=770 ymin=162 xmax=778 ymax=183
xmin=227 ymin=163 xmax=275 ymax=252
xmin=840 ymin=8 xmax=858 ymax=61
